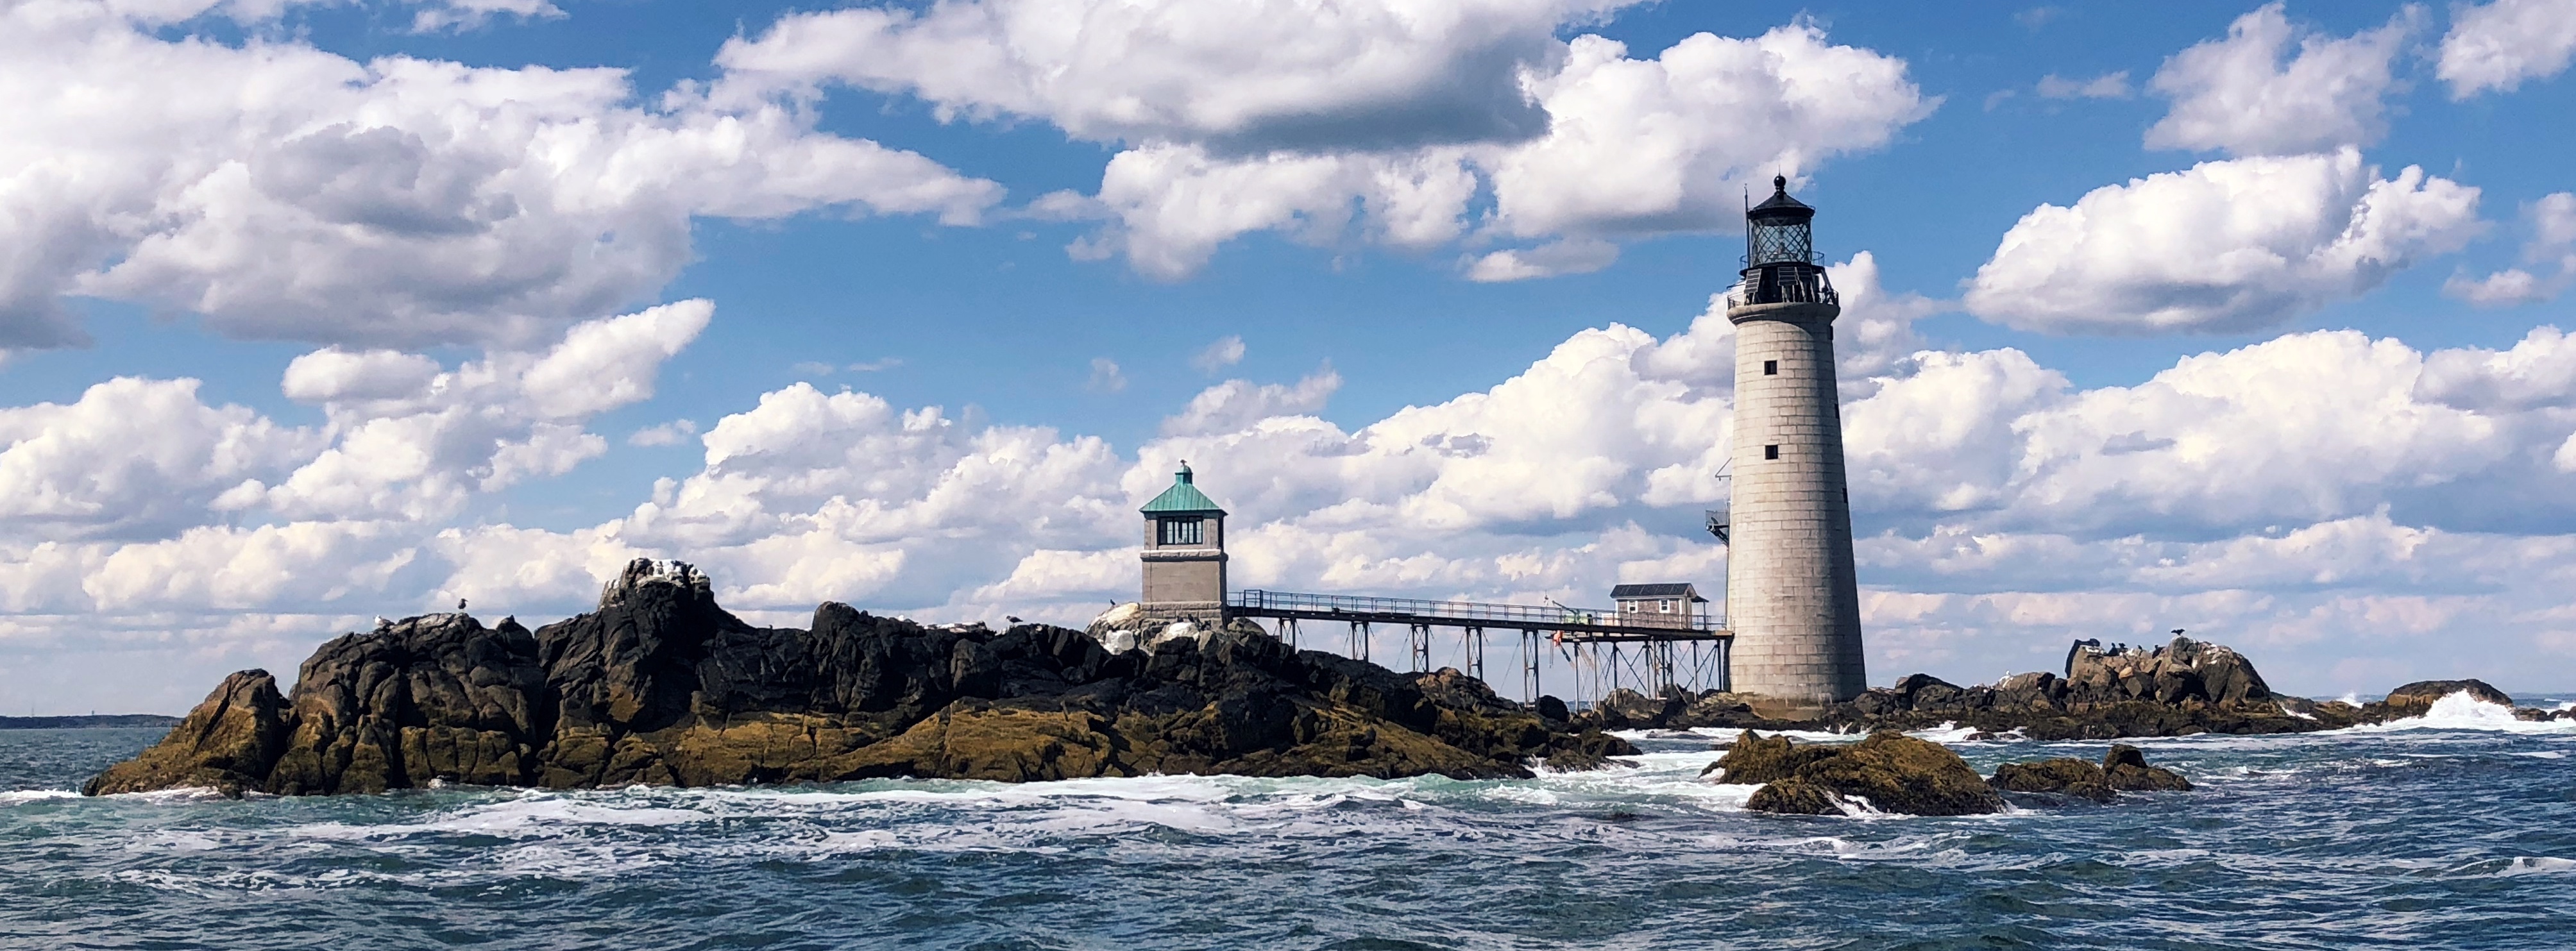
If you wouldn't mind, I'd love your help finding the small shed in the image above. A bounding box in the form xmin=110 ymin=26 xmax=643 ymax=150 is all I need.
xmin=1610 ymin=583 xmax=1706 ymax=629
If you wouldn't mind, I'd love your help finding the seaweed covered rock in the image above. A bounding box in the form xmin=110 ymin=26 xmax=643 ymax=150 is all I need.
xmin=1725 ymin=730 xmax=2004 ymax=816
xmin=1988 ymin=744 xmax=2190 ymax=802
xmin=91 ymin=559 xmax=1632 ymax=796
xmin=1702 ymin=730 xmax=1842 ymax=784
xmin=1988 ymin=757 xmax=2115 ymax=802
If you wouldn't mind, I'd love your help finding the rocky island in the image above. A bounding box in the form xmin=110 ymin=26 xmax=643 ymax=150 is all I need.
xmin=87 ymin=560 xmax=1633 ymax=796
xmin=89 ymin=559 xmax=2552 ymax=807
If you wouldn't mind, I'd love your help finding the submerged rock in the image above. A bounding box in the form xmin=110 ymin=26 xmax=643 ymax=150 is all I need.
xmin=91 ymin=560 xmax=1638 ymax=796
xmin=1722 ymin=730 xmax=2004 ymax=817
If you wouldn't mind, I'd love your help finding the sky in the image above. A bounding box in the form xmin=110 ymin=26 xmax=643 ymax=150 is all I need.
xmin=5 ymin=0 xmax=2576 ymax=714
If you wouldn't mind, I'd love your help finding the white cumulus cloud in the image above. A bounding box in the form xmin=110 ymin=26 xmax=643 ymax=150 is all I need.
xmin=2146 ymin=3 xmax=2420 ymax=156
xmin=1965 ymin=149 xmax=2481 ymax=335
xmin=0 ymin=2 xmax=1000 ymax=350
xmin=2438 ymin=0 xmax=2576 ymax=98
xmin=0 ymin=378 xmax=319 ymax=541
xmin=257 ymin=301 xmax=713 ymax=521
xmin=714 ymin=5 xmax=1929 ymax=280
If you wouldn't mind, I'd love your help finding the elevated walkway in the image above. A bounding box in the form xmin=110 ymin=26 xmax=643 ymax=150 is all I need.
xmin=1224 ymin=589 xmax=1731 ymax=703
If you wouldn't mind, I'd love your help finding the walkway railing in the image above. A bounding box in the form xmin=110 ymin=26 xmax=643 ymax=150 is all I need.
xmin=1227 ymin=589 xmax=1718 ymax=632
xmin=1224 ymin=589 xmax=1730 ymax=702
xmin=1723 ymin=267 xmax=1838 ymax=309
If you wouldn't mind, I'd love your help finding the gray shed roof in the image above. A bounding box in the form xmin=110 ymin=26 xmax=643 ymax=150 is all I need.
xmin=1611 ymin=582 xmax=1706 ymax=602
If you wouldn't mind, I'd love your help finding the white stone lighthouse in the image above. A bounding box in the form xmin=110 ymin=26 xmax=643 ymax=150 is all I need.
xmin=1724 ymin=176 xmax=1867 ymax=703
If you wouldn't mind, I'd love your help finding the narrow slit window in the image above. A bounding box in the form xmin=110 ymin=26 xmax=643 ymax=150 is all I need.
xmin=1764 ymin=444 xmax=1780 ymax=460
xmin=1763 ymin=360 xmax=1777 ymax=376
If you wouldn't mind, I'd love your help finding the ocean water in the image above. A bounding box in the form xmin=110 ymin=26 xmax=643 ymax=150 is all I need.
xmin=6 ymin=694 xmax=2573 ymax=950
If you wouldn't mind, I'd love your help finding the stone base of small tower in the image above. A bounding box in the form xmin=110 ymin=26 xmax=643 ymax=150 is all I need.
xmin=1138 ymin=600 xmax=1227 ymax=625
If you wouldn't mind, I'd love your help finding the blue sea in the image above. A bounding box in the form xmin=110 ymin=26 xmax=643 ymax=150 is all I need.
xmin=6 ymin=694 xmax=2573 ymax=950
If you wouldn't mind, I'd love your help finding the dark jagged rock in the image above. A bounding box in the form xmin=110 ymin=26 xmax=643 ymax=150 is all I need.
xmin=91 ymin=560 xmax=1636 ymax=796
xmin=1587 ymin=687 xmax=1685 ymax=730
xmin=1728 ymin=730 xmax=2004 ymax=816
xmin=2102 ymin=744 xmax=2192 ymax=792
xmin=1988 ymin=743 xmax=2190 ymax=803
xmin=84 ymin=671 xmax=289 ymax=796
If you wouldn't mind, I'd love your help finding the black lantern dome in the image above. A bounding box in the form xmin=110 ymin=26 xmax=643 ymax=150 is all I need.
xmin=1746 ymin=174 xmax=1815 ymax=265
xmin=1735 ymin=174 xmax=1836 ymax=307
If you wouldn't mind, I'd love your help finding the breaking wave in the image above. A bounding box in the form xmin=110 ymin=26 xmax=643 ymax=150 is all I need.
xmin=2351 ymin=691 xmax=2576 ymax=736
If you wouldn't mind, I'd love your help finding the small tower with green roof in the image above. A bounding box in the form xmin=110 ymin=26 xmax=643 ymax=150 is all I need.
xmin=1140 ymin=460 xmax=1228 ymax=621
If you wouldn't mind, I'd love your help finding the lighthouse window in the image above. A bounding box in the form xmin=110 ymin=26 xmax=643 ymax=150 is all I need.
xmin=1764 ymin=444 xmax=1780 ymax=460
xmin=1158 ymin=518 xmax=1203 ymax=545
xmin=1763 ymin=360 xmax=1777 ymax=376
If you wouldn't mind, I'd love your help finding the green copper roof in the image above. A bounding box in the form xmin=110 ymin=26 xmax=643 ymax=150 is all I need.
xmin=1141 ymin=462 xmax=1226 ymax=514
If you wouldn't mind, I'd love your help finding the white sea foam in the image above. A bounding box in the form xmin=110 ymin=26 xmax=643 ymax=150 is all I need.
xmin=2498 ymin=857 xmax=2576 ymax=876
xmin=1906 ymin=722 xmax=1983 ymax=743
xmin=291 ymin=794 xmax=714 ymax=841
xmin=0 ymin=789 xmax=80 ymax=804
xmin=2350 ymin=691 xmax=2576 ymax=735
xmin=111 ymin=786 xmax=232 ymax=803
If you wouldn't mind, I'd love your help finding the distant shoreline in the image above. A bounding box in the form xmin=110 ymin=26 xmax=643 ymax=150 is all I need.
xmin=0 ymin=714 xmax=179 ymax=730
